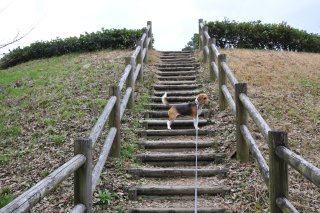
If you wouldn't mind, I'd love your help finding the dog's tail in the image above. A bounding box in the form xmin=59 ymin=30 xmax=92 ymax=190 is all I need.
xmin=161 ymin=92 xmax=170 ymax=106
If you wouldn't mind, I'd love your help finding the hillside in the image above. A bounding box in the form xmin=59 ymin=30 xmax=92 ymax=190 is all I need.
xmin=0 ymin=49 xmax=135 ymax=210
xmin=0 ymin=48 xmax=319 ymax=211
xmin=213 ymin=49 xmax=320 ymax=211
xmin=220 ymin=48 xmax=319 ymax=164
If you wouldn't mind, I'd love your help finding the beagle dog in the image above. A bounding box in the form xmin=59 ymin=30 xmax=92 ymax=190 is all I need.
xmin=161 ymin=92 xmax=209 ymax=130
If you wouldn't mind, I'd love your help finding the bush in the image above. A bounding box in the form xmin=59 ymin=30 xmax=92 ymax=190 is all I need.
xmin=0 ymin=28 xmax=144 ymax=69
xmin=185 ymin=19 xmax=320 ymax=53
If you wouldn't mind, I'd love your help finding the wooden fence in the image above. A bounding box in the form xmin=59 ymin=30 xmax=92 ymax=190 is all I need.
xmin=199 ymin=18 xmax=320 ymax=213
xmin=0 ymin=21 xmax=153 ymax=213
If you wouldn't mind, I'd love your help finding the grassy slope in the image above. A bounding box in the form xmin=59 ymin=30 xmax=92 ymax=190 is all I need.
xmin=221 ymin=49 xmax=319 ymax=163
xmin=0 ymin=48 xmax=319 ymax=211
xmin=0 ymin=50 xmax=133 ymax=209
xmin=219 ymin=49 xmax=320 ymax=211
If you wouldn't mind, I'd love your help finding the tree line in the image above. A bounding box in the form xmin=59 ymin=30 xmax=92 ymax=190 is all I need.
xmin=0 ymin=28 xmax=143 ymax=69
xmin=183 ymin=19 xmax=320 ymax=52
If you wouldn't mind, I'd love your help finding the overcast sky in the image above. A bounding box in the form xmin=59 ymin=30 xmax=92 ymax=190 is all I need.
xmin=1 ymin=0 xmax=320 ymax=55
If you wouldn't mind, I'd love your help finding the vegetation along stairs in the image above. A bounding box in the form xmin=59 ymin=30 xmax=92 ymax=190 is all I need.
xmin=128 ymin=51 xmax=232 ymax=212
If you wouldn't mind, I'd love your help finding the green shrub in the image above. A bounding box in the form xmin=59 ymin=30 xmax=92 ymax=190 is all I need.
xmin=0 ymin=28 xmax=144 ymax=69
xmin=207 ymin=19 xmax=320 ymax=52
xmin=185 ymin=19 xmax=320 ymax=53
xmin=97 ymin=190 xmax=116 ymax=205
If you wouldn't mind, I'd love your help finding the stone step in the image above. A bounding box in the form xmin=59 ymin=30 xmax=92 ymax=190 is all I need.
xmin=137 ymin=129 xmax=211 ymax=136
xmin=135 ymin=152 xmax=225 ymax=163
xmin=161 ymin=51 xmax=192 ymax=54
xmin=144 ymin=110 xmax=208 ymax=118
xmin=140 ymin=119 xmax=208 ymax=129
xmin=150 ymin=96 xmax=197 ymax=103
xmin=161 ymin=58 xmax=194 ymax=62
xmin=156 ymin=63 xmax=200 ymax=68
xmin=129 ymin=208 xmax=231 ymax=213
xmin=128 ymin=167 xmax=228 ymax=178
xmin=160 ymin=56 xmax=194 ymax=60
xmin=156 ymin=80 xmax=198 ymax=85
xmin=157 ymin=70 xmax=197 ymax=76
xmin=153 ymin=90 xmax=201 ymax=96
xmin=157 ymin=75 xmax=197 ymax=81
xmin=153 ymin=84 xmax=199 ymax=90
xmin=128 ymin=185 xmax=231 ymax=200
xmin=139 ymin=140 xmax=213 ymax=149
xmin=158 ymin=67 xmax=197 ymax=72
xmin=145 ymin=104 xmax=208 ymax=110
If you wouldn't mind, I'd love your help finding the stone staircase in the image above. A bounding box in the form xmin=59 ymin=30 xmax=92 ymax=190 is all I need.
xmin=128 ymin=51 xmax=232 ymax=212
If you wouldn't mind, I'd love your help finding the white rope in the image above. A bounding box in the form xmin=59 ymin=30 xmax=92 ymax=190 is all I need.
xmin=194 ymin=103 xmax=199 ymax=213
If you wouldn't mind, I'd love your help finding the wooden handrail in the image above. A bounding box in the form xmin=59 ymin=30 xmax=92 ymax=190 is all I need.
xmin=118 ymin=64 xmax=132 ymax=91
xmin=1 ymin=21 xmax=152 ymax=213
xmin=89 ymin=96 xmax=117 ymax=147
xmin=0 ymin=155 xmax=86 ymax=213
xmin=240 ymin=125 xmax=269 ymax=185
xmin=239 ymin=93 xmax=271 ymax=140
xmin=92 ymin=128 xmax=117 ymax=192
xmin=199 ymin=18 xmax=319 ymax=212
xmin=276 ymin=197 xmax=299 ymax=213
xmin=221 ymin=85 xmax=236 ymax=115
xmin=221 ymin=62 xmax=238 ymax=88
xmin=276 ymin=146 xmax=320 ymax=187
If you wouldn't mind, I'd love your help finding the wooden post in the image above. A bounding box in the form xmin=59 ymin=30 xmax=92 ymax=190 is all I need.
xmin=198 ymin=19 xmax=203 ymax=50
xmin=74 ymin=138 xmax=92 ymax=213
xmin=126 ymin=57 xmax=135 ymax=109
xmin=136 ymin=40 xmax=143 ymax=81
xmin=147 ymin=21 xmax=152 ymax=49
xmin=143 ymin=28 xmax=148 ymax=63
xmin=212 ymin=38 xmax=218 ymax=63
xmin=218 ymin=54 xmax=227 ymax=111
xmin=235 ymin=83 xmax=249 ymax=163
xmin=208 ymin=38 xmax=216 ymax=81
xmin=268 ymin=131 xmax=289 ymax=213
xmin=203 ymin=26 xmax=209 ymax=63
xmin=109 ymin=85 xmax=121 ymax=157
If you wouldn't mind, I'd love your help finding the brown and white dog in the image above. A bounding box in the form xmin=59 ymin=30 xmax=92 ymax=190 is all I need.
xmin=161 ymin=92 xmax=209 ymax=130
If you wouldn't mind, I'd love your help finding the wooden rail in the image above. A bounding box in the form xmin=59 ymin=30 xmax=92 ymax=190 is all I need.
xmin=0 ymin=21 xmax=152 ymax=213
xmin=199 ymin=18 xmax=319 ymax=213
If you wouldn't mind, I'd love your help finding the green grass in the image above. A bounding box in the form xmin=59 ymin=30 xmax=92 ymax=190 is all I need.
xmin=0 ymin=48 xmax=153 ymax=211
xmin=0 ymin=49 xmax=130 ymax=169
xmin=0 ymin=188 xmax=14 ymax=208
xmin=96 ymin=189 xmax=117 ymax=205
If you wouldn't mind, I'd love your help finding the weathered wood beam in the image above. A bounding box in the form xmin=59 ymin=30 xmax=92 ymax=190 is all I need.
xmin=235 ymin=83 xmax=249 ymax=163
xmin=276 ymin=146 xmax=320 ymax=187
xmin=221 ymin=62 xmax=238 ymax=88
xmin=92 ymin=128 xmax=117 ymax=192
xmin=89 ymin=96 xmax=116 ymax=147
xmin=239 ymin=93 xmax=271 ymax=140
xmin=118 ymin=64 xmax=132 ymax=91
xmin=70 ymin=204 xmax=86 ymax=213
xmin=128 ymin=167 xmax=227 ymax=178
xmin=268 ymin=131 xmax=288 ymax=213
xmin=221 ymin=85 xmax=236 ymax=115
xmin=276 ymin=197 xmax=299 ymax=213
xmin=135 ymin=153 xmax=225 ymax=162
xmin=128 ymin=185 xmax=230 ymax=200
xmin=1 ymin=155 xmax=85 ymax=213
xmin=120 ymin=87 xmax=132 ymax=119
xmin=240 ymin=125 xmax=269 ymax=185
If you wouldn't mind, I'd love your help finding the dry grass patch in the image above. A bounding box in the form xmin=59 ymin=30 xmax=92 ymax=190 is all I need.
xmin=217 ymin=48 xmax=320 ymax=212
xmin=221 ymin=49 xmax=319 ymax=163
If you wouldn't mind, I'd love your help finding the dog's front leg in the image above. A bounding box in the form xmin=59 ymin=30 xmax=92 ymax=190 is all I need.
xmin=167 ymin=120 xmax=172 ymax=130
